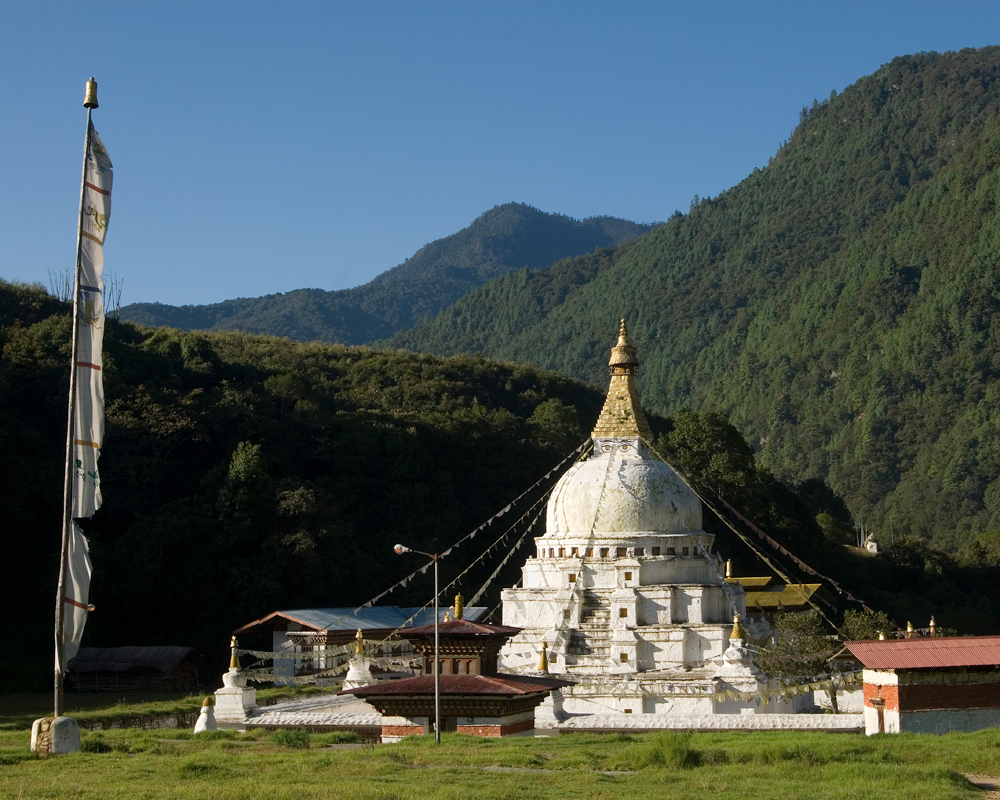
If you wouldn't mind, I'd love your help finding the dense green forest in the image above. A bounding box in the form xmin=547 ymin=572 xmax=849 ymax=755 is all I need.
xmin=119 ymin=204 xmax=655 ymax=345
xmin=387 ymin=48 xmax=1000 ymax=557
xmin=6 ymin=280 xmax=1000 ymax=691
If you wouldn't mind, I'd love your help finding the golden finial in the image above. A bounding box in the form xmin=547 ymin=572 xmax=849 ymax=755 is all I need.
xmin=444 ymin=610 xmax=451 ymax=622
xmin=906 ymin=621 xmax=913 ymax=639
xmin=878 ymin=631 xmax=885 ymax=640
xmin=229 ymin=636 xmax=240 ymax=669
xmin=454 ymin=594 xmax=464 ymax=620
xmin=608 ymin=318 xmax=639 ymax=372
xmin=538 ymin=645 xmax=548 ymax=673
xmin=730 ymin=612 xmax=745 ymax=641
xmin=591 ymin=317 xmax=653 ymax=440
xmin=355 ymin=628 xmax=364 ymax=654
xmin=929 ymin=616 xmax=936 ymax=637
xmin=84 ymin=77 xmax=99 ymax=109
xmin=725 ymin=560 xmax=734 ymax=581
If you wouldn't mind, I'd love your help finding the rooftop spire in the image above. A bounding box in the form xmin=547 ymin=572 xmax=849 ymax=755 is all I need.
xmin=591 ymin=318 xmax=653 ymax=440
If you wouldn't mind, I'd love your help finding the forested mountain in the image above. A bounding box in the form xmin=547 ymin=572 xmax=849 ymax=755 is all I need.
xmin=119 ymin=204 xmax=656 ymax=344
xmin=6 ymin=279 xmax=1000 ymax=690
xmin=386 ymin=47 xmax=1000 ymax=557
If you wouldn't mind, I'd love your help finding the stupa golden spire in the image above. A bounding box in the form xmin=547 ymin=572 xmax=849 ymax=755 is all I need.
xmin=591 ymin=319 xmax=653 ymax=440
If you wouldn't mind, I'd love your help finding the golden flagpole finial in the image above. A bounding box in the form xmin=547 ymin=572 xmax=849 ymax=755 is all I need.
xmin=538 ymin=645 xmax=548 ymax=673
xmin=355 ymin=628 xmax=364 ymax=654
xmin=84 ymin=77 xmax=99 ymax=109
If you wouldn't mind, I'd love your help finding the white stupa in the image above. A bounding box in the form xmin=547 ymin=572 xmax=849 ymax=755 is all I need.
xmin=500 ymin=320 xmax=779 ymax=717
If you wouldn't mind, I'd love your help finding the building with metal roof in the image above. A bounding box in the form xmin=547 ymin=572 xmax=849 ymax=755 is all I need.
xmin=846 ymin=636 xmax=1000 ymax=735
xmin=234 ymin=606 xmax=487 ymax=684
xmin=68 ymin=646 xmax=206 ymax=692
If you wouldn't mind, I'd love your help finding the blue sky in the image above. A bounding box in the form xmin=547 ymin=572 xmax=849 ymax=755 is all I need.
xmin=5 ymin=2 xmax=1000 ymax=307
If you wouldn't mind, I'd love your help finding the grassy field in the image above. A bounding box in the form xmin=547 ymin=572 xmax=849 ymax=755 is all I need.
xmin=2 ymin=693 xmax=999 ymax=799
xmin=2 ymin=721 xmax=999 ymax=800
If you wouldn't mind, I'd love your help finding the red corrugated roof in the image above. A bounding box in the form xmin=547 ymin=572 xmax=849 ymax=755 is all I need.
xmin=846 ymin=636 xmax=1000 ymax=670
xmin=343 ymin=673 xmax=571 ymax=697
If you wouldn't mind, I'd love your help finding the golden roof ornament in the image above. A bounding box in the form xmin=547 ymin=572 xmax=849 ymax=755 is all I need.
xmin=538 ymin=645 xmax=549 ymax=673
xmin=230 ymin=636 xmax=240 ymax=670
xmin=608 ymin=318 xmax=639 ymax=371
xmin=725 ymin=560 xmax=734 ymax=581
xmin=454 ymin=594 xmax=464 ymax=620
xmin=906 ymin=621 xmax=914 ymax=639
xmin=591 ymin=318 xmax=653 ymax=440
xmin=355 ymin=628 xmax=364 ymax=654
xmin=929 ymin=616 xmax=936 ymax=637
xmin=878 ymin=631 xmax=886 ymax=640
xmin=729 ymin=612 xmax=745 ymax=641
xmin=84 ymin=77 xmax=99 ymax=109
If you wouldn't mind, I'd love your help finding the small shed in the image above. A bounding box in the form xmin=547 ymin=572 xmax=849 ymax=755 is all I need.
xmin=68 ymin=646 xmax=206 ymax=692
xmin=846 ymin=636 xmax=1000 ymax=735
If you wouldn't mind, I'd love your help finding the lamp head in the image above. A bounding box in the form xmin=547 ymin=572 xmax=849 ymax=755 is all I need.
xmin=394 ymin=544 xmax=409 ymax=554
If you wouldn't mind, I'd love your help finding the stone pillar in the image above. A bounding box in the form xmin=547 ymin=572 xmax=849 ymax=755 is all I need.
xmin=30 ymin=716 xmax=80 ymax=756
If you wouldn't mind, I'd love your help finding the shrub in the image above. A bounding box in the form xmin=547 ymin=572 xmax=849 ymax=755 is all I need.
xmin=272 ymin=729 xmax=311 ymax=748
xmin=312 ymin=731 xmax=362 ymax=745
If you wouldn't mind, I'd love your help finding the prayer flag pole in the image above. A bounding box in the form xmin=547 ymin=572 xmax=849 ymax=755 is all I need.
xmin=55 ymin=74 xmax=110 ymax=718
xmin=54 ymin=78 xmax=99 ymax=718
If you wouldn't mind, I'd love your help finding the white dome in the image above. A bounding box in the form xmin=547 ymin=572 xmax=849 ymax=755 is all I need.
xmin=546 ymin=445 xmax=702 ymax=535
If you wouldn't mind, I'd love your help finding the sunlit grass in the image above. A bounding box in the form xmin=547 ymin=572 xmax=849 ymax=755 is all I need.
xmin=1 ymin=719 xmax=998 ymax=799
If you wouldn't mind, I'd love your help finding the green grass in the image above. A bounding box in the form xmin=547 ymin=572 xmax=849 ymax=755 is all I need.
xmin=0 ymin=686 xmax=333 ymax=732
xmin=1 ymin=725 xmax=998 ymax=799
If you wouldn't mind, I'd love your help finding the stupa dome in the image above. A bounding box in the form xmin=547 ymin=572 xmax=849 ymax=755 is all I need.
xmin=546 ymin=444 xmax=702 ymax=535
xmin=543 ymin=319 xmax=703 ymax=536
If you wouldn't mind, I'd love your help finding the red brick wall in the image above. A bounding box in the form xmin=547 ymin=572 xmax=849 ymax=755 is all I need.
xmin=898 ymin=682 xmax=1000 ymax=711
xmin=456 ymin=718 xmax=534 ymax=738
xmin=382 ymin=725 xmax=422 ymax=739
xmin=864 ymin=682 xmax=899 ymax=711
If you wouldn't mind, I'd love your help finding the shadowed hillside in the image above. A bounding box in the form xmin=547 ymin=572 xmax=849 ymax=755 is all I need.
xmin=6 ymin=279 xmax=1000 ymax=689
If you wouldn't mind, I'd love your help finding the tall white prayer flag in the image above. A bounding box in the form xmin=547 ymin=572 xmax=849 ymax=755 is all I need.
xmin=61 ymin=522 xmax=93 ymax=670
xmin=72 ymin=122 xmax=112 ymax=518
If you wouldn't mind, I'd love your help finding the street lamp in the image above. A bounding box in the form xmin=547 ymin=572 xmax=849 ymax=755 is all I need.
xmin=394 ymin=543 xmax=441 ymax=743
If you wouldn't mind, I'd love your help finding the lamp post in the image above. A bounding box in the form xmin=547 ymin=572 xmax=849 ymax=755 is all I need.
xmin=394 ymin=544 xmax=440 ymax=743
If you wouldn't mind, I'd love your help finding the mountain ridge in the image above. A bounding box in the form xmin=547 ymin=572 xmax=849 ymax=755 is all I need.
xmin=120 ymin=203 xmax=657 ymax=344
xmin=384 ymin=47 xmax=1000 ymax=555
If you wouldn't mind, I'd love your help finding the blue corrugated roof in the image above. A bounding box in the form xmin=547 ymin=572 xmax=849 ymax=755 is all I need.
xmin=236 ymin=606 xmax=486 ymax=634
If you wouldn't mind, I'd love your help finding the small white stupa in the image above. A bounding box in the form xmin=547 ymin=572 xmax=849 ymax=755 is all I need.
xmin=342 ymin=629 xmax=376 ymax=690
xmin=214 ymin=637 xmax=259 ymax=724
xmin=194 ymin=696 xmax=218 ymax=732
xmin=500 ymin=320 xmax=783 ymax=717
